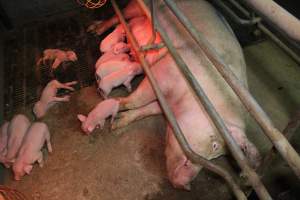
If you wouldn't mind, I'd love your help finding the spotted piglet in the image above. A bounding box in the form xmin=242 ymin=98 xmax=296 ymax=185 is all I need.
xmin=12 ymin=122 xmax=52 ymax=181
xmin=77 ymin=99 xmax=119 ymax=134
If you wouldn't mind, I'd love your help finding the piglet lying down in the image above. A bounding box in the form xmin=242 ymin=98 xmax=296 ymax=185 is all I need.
xmin=13 ymin=122 xmax=52 ymax=181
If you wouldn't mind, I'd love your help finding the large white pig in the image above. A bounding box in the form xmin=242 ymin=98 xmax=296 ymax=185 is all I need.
xmin=12 ymin=122 xmax=52 ymax=180
xmin=4 ymin=114 xmax=31 ymax=168
xmin=89 ymin=0 xmax=261 ymax=190
xmin=0 ymin=121 xmax=9 ymax=163
xmin=77 ymin=99 xmax=119 ymax=134
xmin=33 ymin=80 xmax=77 ymax=119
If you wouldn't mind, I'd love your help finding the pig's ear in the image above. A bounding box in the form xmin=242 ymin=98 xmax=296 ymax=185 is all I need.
xmin=77 ymin=114 xmax=87 ymax=122
xmin=24 ymin=165 xmax=33 ymax=174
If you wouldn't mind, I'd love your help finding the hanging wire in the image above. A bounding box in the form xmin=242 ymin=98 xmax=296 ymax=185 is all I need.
xmin=77 ymin=0 xmax=107 ymax=9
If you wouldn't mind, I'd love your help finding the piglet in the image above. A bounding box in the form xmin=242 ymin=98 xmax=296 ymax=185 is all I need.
xmin=77 ymin=99 xmax=119 ymax=134
xmin=33 ymin=80 xmax=77 ymax=119
xmin=4 ymin=114 xmax=31 ymax=168
xmin=97 ymin=62 xmax=142 ymax=98
xmin=37 ymin=49 xmax=77 ymax=70
xmin=12 ymin=122 xmax=52 ymax=181
xmin=95 ymin=42 xmax=130 ymax=69
xmin=0 ymin=121 xmax=9 ymax=163
xmin=95 ymin=59 xmax=132 ymax=81
xmin=100 ymin=24 xmax=126 ymax=53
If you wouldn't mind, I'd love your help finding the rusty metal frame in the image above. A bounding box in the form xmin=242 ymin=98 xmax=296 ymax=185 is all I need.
xmin=111 ymin=0 xmax=247 ymax=199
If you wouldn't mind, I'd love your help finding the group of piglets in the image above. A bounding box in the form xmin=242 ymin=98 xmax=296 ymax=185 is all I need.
xmin=0 ymin=115 xmax=52 ymax=180
xmin=94 ymin=16 xmax=164 ymax=99
xmin=77 ymin=16 xmax=166 ymax=134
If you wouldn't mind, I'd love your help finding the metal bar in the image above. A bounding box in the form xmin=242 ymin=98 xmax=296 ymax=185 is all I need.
xmin=241 ymin=0 xmax=300 ymax=43
xmin=162 ymin=0 xmax=300 ymax=179
xmin=227 ymin=0 xmax=300 ymax=64
xmin=140 ymin=42 xmax=165 ymax=51
xmin=147 ymin=0 xmax=156 ymax=45
xmin=111 ymin=1 xmax=247 ymax=199
xmin=213 ymin=0 xmax=260 ymax=25
xmin=259 ymin=111 xmax=300 ymax=175
xmin=156 ymin=21 xmax=271 ymax=200
xmin=136 ymin=0 xmax=270 ymax=199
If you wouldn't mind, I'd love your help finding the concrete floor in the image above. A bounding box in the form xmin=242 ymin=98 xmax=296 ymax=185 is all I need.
xmin=2 ymin=39 xmax=300 ymax=200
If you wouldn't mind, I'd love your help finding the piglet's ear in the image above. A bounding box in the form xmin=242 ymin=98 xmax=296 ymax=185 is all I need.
xmin=24 ymin=165 xmax=33 ymax=174
xmin=77 ymin=114 xmax=87 ymax=122
xmin=87 ymin=126 xmax=94 ymax=133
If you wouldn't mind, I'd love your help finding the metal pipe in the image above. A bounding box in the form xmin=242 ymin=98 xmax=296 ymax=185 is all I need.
xmin=162 ymin=0 xmax=300 ymax=179
xmin=242 ymin=0 xmax=300 ymax=43
xmin=136 ymin=0 xmax=271 ymax=198
xmin=213 ymin=0 xmax=260 ymax=26
xmin=226 ymin=0 xmax=300 ymax=65
xmin=140 ymin=42 xmax=165 ymax=51
xmin=259 ymin=111 xmax=300 ymax=176
xmin=111 ymin=1 xmax=247 ymax=199
xmin=156 ymin=20 xmax=271 ymax=200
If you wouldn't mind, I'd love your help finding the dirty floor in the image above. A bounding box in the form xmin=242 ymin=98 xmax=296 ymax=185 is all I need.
xmin=1 ymin=8 xmax=300 ymax=200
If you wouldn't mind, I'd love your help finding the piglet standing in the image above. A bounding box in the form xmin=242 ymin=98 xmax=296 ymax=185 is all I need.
xmin=4 ymin=114 xmax=31 ymax=168
xmin=78 ymin=99 xmax=119 ymax=134
xmin=0 ymin=121 xmax=9 ymax=163
xmin=12 ymin=122 xmax=52 ymax=181
xmin=33 ymin=80 xmax=77 ymax=119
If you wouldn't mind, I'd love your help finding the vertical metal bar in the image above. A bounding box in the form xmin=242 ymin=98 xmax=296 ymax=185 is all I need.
xmin=156 ymin=22 xmax=272 ymax=200
xmin=162 ymin=0 xmax=300 ymax=179
xmin=147 ymin=0 xmax=156 ymax=45
xmin=111 ymin=1 xmax=247 ymax=199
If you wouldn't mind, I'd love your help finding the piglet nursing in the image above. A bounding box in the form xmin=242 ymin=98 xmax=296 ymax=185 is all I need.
xmin=0 ymin=121 xmax=9 ymax=163
xmin=13 ymin=122 xmax=52 ymax=181
xmin=97 ymin=62 xmax=142 ymax=98
xmin=33 ymin=80 xmax=77 ymax=119
xmin=78 ymin=99 xmax=119 ymax=134
xmin=100 ymin=24 xmax=126 ymax=53
xmin=4 ymin=114 xmax=31 ymax=168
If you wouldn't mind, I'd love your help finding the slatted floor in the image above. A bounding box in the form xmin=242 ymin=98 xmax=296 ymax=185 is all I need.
xmin=2 ymin=10 xmax=104 ymax=118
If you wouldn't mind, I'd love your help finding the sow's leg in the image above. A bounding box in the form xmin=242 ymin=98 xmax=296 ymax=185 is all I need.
xmin=112 ymin=101 xmax=162 ymax=129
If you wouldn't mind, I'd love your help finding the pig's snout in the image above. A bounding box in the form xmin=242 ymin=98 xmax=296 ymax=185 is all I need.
xmin=168 ymin=158 xmax=199 ymax=191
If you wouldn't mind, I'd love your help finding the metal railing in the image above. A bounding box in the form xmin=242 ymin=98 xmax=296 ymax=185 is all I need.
xmin=110 ymin=0 xmax=300 ymax=199
xmin=111 ymin=0 xmax=246 ymax=199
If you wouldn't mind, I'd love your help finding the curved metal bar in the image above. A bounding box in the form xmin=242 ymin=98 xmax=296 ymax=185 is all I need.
xmin=135 ymin=0 xmax=271 ymax=199
xmin=242 ymin=0 xmax=300 ymax=43
xmin=226 ymin=0 xmax=300 ymax=65
xmin=111 ymin=0 xmax=247 ymax=199
xmin=213 ymin=0 xmax=260 ymax=26
xmin=162 ymin=0 xmax=300 ymax=180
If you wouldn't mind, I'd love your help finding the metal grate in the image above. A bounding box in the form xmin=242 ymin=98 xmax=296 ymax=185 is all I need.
xmin=3 ymin=12 xmax=101 ymax=118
